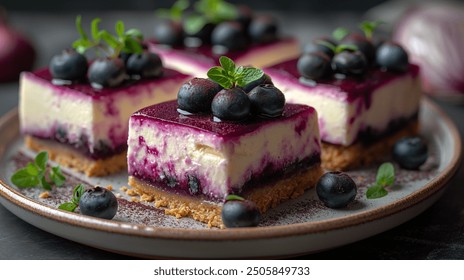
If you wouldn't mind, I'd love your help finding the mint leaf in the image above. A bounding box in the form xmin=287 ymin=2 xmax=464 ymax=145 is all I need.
xmin=11 ymin=169 xmax=39 ymax=188
xmin=359 ymin=20 xmax=383 ymax=40
xmin=332 ymin=27 xmax=349 ymax=41
xmin=236 ymin=67 xmax=264 ymax=87
xmin=51 ymin=166 xmax=66 ymax=187
xmin=219 ymin=56 xmax=236 ymax=76
xmin=75 ymin=15 xmax=88 ymax=40
xmin=315 ymin=39 xmax=336 ymax=52
xmin=59 ymin=184 xmax=85 ymax=212
xmin=11 ymin=151 xmax=66 ymax=190
xmin=26 ymin=162 xmax=39 ymax=176
xmin=115 ymin=20 xmax=125 ymax=37
xmin=123 ymin=37 xmax=143 ymax=54
xmin=225 ymin=194 xmax=245 ymax=201
xmin=125 ymin=28 xmax=144 ymax=41
xmin=366 ymin=184 xmax=388 ymax=199
xmin=335 ymin=44 xmax=358 ymax=54
xmin=41 ymin=176 xmax=51 ymax=191
xmin=99 ymin=30 xmax=119 ymax=49
xmin=171 ymin=0 xmax=190 ymax=20
xmin=35 ymin=151 xmax=48 ymax=170
xmin=376 ymin=162 xmax=395 ymax=187
xmin=207 ymin=66 xmax=233 ymax=88
xmin=91 ymin=18 xmax=102 ymax=41
xmin=183 ymin=14 xmax=208 ymax=35
xmin=214 ymin=1 xmax=237 ymax=22
xmin=366 ymin=162 xmax=395 ymax=199
xmin=72 ymin=184 xmax=85 ymax=205
xmin=58 ymin=202 xmax=77 ymax=212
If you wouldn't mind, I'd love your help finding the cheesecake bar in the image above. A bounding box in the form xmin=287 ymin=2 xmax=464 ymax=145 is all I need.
xmin=265 ymin=60 xmax=422 ymax=170
xmin=127 ymin=100 xmax=322 ymax=227
xmin=147 ymin=37 xmax=299 ymax=77
xmin=20 ymin=68 xmax=190 ymax=176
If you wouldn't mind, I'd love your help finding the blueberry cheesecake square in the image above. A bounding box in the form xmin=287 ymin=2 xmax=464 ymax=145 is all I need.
xmin=127 ymin=58 xmax=323 ymax=228
xmin=264 ymin=22 xmax=422 ymax=170
xmin=19 ymin=17 xmax=190 ymax=176
xmin=147 ymin=1 xmax=299 ymax=76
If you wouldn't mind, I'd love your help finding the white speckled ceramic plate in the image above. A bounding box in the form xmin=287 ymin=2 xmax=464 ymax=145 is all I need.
xmin=0 ymin=98 xmax=461 ymax=259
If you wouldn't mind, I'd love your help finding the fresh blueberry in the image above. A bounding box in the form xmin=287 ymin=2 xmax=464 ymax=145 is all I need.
xmin=248 ymin=15 xmax=278 ymax=44
xmin=302 ymin=37 xmax=336 ymax=57
xmin=240 ymin=73 xmax=273 ymax=93
xmin=211 ymin=22 xmax=248 ymax=52
xmin=211 ymin=87 xmax=251 ymax=121
xmin=297 ymin=52 xmax=332 ymax=80
xmin=177 ymin=78 xmax=222 ymax=113
xmin=79 ymin=186 xmax=118 ymax=219
xmin=154 ymin=19 xmax=184 ymax=46
xmin=126 ymin=51 xmax=163 ymax=79
xmin=332 ymin=50 xmax=368 ymax=76
xmin=248 ymin=84 xmax=285 ymax=117
xmin=316 ymin=171 xmax=357 ymax=209
xmin=88 ymin=58 xmax=126 ymax=88
xmin=392 ymin=136 xmax=428 ymax=170
xmin=342 ymin=33 xmax=375 ymax=62
xmin=49 ymin=49 xmax=88 ymax=81
xmin=221 ymin=199 xmax=260 ymax=228
xmin=376 ymin=41 xmax=409 ymax=72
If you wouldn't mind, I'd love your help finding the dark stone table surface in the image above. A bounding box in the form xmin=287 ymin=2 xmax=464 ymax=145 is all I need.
xmin=1 ymin=11 xmax=464 ymax=260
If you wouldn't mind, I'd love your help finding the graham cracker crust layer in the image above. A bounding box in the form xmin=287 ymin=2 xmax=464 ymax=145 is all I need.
xmin=128 ymin=164 xmax=323 ymax=228
xmin=25 ymin=136 xmax=127 ymax=177
xmin=322 ymin=121 xmax=419 ymax=171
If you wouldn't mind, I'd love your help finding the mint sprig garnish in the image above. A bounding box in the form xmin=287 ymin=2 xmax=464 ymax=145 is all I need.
xmin=72 ymin=15 xmax=143 ymax=58
xmin=207 ymin=56 xmax=264 ymax=88
xmin=359 ymin=20 xmax=383 ymax=40
xmin=11 ymin=151 xmax=66 ymax=190
xmin=225 ymin=194 xmax=245 ymax=201
xmin=156 ymin=0 xmax=190 ymax=22
xmin=184 ymin=0 xmax=238 ymax=35
xmin=316 ymin=40 xmax=358 ymax=54
xmin=58 ymin=184 xmax=85 ymax=212
xmin=366 ymin=162 xmax=395 ymax=199
xmin=332 ymin=27 xmax=349 ymax=41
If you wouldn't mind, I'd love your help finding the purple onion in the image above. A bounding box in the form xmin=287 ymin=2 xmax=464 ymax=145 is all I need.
xmin=394 ymin=4 xmax=464 ymax=99
xmin=0 ymin=22 xmax=36 ymax=83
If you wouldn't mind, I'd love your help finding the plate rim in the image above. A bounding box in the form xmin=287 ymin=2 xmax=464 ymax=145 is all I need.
xmin=0 ymin=97 xmax=461 ymax=241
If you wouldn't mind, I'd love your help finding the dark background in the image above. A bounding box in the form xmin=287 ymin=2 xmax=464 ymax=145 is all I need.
xmin=1 ymin=0 xmax=389 ymax=12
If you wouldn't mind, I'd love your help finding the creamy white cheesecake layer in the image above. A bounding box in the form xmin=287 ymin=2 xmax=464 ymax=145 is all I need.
xmin=268 ymin=70 xmax=422 ymax=146
xmin=127 ymin=104 xmax=320 ymax=199
xmin=19 ymin=72 xmax=189 ymax=156
xmin=148 ymin=38 xmax=300 ymax=77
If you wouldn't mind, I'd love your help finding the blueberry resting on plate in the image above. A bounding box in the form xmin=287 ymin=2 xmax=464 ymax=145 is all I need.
xmin=316 ymin=171 xmax=357 ymax=208
xmin=126 ymin=51 xmax=163 ymax=79
xmin=177 ymin=78 xmax=222 ymax=113
xmin=248 ymin=84 xmax=285 ymax=117
xmin=88 ymin=58 xmax=126 ymax=88
xmin=154 ymin=19 xmax=184 ymax=46
xmin=79 ymin=186 xmax=118 ymax=220
xmin=248 ymin=15 xmax=278 ymax=44
xmin=49 ymin=49 xmax=88 ymax=81
xmin=211 ymin=87 xmax=251 ymax=121
xmin=240 ymin=73 xmax=273 ymax=93
xmin=297 ymin=52 xmax=332 ymax=80
xmin=376 ymin=41 xmax=409 ymax=72
xmin=392 ymin=136 xmax=428 ymax=170
xmin=332 ymin=50 xmax=368 ymax=76
xmin=211 ymin=22 xmax=248 ymax=52
xmin=221 ymin=198 xmax=260 ymax=228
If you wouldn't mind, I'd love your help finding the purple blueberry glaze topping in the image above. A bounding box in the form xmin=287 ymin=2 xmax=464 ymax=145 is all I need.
xmin=133 ymin=100 xmax=315 ymax=139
